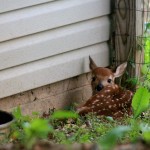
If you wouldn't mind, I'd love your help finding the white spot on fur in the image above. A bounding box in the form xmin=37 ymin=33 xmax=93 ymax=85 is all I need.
xmin=97 ymin=95 xmax=100 ymax=98
xmin=91 ymin=105 xmax=95 ymax=109
xmin=108 ymin=105 xmax=112 ymax=108
xmin=106 ymin=90 xmax=111 ymax=92
xmin=107 ymin=95 xmax=111 ymax=98
xmin=94 ymin=99 xmax=99 ymax=103
xmin=101 ymin=95 xmax=104 ymax=98
xmin=112 ymin=86 xmax=116 ymax=89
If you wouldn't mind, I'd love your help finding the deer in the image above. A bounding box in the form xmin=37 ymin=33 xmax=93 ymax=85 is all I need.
xmin=77 ymin=56 xmax=133 ymax=119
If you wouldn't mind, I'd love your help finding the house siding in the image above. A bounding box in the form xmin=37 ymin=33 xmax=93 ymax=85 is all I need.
xmin=0 ymin=0 xmax=111 ymax=99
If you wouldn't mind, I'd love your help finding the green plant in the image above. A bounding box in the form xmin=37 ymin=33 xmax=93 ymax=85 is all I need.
xmin=6 ymin=97 xmax=150 ymax=150
xmin=140 ymin=123 xmax=150 ymax=143
xmin=51 ymin=110 xmax=79 ymax=120
xmin=10 ymin=107 xmax=31 ymax=141
xmin=10 ymin=107 xmax=53 ymax=149
xmin=132 ymin=87 xmax=150 ymax=118
xmin=23 ymin=119 xmax=53 ymax=149
xmin=141 ymin=64 xmax=150 ymax=90
xmin=99 ymin=126 xmax=131 ymax=150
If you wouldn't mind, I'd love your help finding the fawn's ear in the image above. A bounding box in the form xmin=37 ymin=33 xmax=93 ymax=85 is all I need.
xmin=89 ymin=56 xmax=98 ymax=70
xmin=114 ymin=62 xmax=127 ymax=78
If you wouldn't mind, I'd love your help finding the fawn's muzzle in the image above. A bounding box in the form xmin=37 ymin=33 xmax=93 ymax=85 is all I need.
xmin=96 ymin=83 xmax=104 ymax=91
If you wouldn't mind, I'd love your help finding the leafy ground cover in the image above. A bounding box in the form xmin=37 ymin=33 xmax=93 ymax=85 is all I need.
xmin=0 ymin=62 xmax=150 ymax=150
xmin=0 ymin=61 xmax=150 ymax=150
xmin=0 ymin=100 xmax=149 ymax=150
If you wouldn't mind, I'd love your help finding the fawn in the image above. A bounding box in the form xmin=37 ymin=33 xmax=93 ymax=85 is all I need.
xmin=77 ymin=57 xmax=133 ymax=119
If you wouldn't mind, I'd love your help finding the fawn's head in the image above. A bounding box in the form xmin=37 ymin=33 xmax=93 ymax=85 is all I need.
xmin=89 ymin=56 xmax=127 ymax=95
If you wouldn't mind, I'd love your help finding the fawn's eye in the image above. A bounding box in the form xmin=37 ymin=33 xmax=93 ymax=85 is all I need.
xmin=107 ymin=79 xmax=112 ymax=83
xmin=92 ymin=77 xmax=96 ymax=82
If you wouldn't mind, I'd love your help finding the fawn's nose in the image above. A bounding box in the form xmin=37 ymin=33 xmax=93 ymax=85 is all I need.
xmin=96 ymin=83 xmax=104 ymax=91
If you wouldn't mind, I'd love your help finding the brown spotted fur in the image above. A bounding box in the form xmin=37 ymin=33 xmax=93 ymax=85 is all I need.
xmin=77 ymin=57 xmax=133 ymax=119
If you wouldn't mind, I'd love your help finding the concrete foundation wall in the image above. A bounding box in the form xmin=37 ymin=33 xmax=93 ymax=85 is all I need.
xmin=0 ymin=73 xmax=92 ymax=115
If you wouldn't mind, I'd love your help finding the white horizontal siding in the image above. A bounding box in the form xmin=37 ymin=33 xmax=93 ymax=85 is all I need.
xmin=0 ymin=0 xmax=111 ymax=42
xmin=0 ymin=0 xmax=55 ymax=13
xmin=0 ymin=0 xmax=111 ymax=98
xmin=0 ymin=43 xmax=109 ymax=98
xmin=0 ymin=17 xmax=110 ymax=70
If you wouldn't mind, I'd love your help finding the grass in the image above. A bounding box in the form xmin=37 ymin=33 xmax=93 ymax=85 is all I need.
xmin=1 ymin=105 xmax=148 ymax=150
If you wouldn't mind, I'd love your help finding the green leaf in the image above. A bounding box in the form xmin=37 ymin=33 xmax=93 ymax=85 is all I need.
xmin=12 ymin=106 xmax=31 ymax=124
xmin=79 ymin=133 xmax=90 ymax=143
xmin=132 ymin=87 xmax=150 ymax=118
xmin=99 ymin=126 xmax=131 ymax=150
xmin=105 ymin=116 xmax=115 ymax=122
xmin=143 ymin=131 xmax=150 ymax=143
xmin=24 ymin=119 xmax=53 ymax=149
xmin=141 ymin=64 xmax=150 ymax=75
xmin=140 ymin=123 xmax=150 ymax=143
xmin=24 ymin=119 xmax=53 ymax=138
xmin=12 ymin=107 xmax=23 ymax=119
xmin=144 ymin=79 xmax=150 ymax=89
xmin=126 ymin=77 xmax=138 ymax=86
xmin=51 ymin=110 xmax=79 ymax=119
xmin=146 ymin=23 xmax=150 ymax=30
